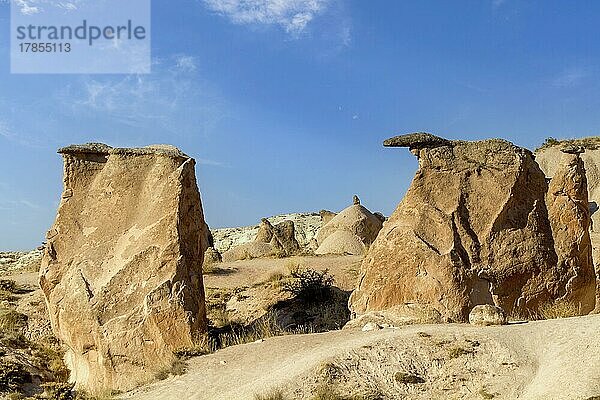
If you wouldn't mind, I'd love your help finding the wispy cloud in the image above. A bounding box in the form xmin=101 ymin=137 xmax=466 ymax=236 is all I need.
xmin=0 ymin=199 xmax=40 ymax=210
xmin=56 ymin=55 xmax=227 ymax=138
xmin=552 ymin=67 xmax=589 ymax=88
xmin=0 ymin=120 xmax=13 ymax=140
xmin=492 ymin=0 xmax=506 ymax=9
xmin=197 ymin=158 xmax=229 ymax=167
xmin=13 ymin=0 xmax=41 ymax=15
xmin=11 ymin=0 xmax=81 ymax=14
xmin=203 ymin=0 xmax=330 ymax=35
xmin=174 ymin=55 xmax=198 ymax=73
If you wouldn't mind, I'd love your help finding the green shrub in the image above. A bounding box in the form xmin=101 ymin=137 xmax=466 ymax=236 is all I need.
xmin=282 ymin=268 xmax=334 ymax=303
xmin=0 ymin=360 xmax=31 ymax=393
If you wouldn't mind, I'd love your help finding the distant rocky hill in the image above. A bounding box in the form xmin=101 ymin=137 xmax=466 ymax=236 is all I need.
xmin=212 ymin=212 xmax=322 ymax=254
xmin=0 ymin=249 xmax=42 ymax=274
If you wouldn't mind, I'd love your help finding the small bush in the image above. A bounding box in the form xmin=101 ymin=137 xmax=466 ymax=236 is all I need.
xmin=0 ymin=280 xmax=18 ymax=293
xmin=154 ymin=359 xmax=188 ymax=381
xmin=39 ymin=382 xmax=75 ymax=400
xmin=0 ymin=290 xmax=17 ymax=302
xmin=541 ymin=137 xmax=560 ymax=149
xmin=169 ymin=359 xmax=187 ymax=376
xmin=32 ymin=343 xmax=70 ymax=382
xmin=311 ymin=386 xmax=380 ymax=400
xmin=312 ymin=385 xmax=352 ymax=400
xmin=0 ymin=360 xmax=31 ymax=393
xmin=282 ymin=268 xmax=334 ymax=303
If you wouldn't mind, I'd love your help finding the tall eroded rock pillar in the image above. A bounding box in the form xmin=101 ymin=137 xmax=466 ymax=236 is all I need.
xmin=39 ymin=143 xmax=208 ymax=393
xmin=546 ymin=147 xmax=596 ymax=313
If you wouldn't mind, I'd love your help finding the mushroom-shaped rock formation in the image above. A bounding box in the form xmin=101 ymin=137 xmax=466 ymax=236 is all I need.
xmin=350 ymin=134 xmax=596 ymax=322
xmin=40 ymin=143 xmax=208 ymax=394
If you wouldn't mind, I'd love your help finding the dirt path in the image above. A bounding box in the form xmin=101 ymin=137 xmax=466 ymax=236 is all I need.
xmin=121 ymin=315 xmax=600 ymax=400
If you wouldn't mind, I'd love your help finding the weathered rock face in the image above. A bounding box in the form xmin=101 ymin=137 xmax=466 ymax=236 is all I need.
xmin=545 ymin=151 xmax=596 ymax=313
xmin=256 ymin=218 xmax=301 ymax=256
xmin=315 ymin=203 xmax=383 ymax=256
xmin=536 ymin=138 xmax=600 ymax=312
xmin=350 ymin=134 xmax=595 ymax=321
xmin=203 ymin=247 xmax=222 ymax=265
xmin=39 ymin=143 xmax=208 ymax=393
xmin=212 ymin=213 xmax=321 ymax=254
xmin=222 ymin=219 xmax=301 ymax=261
xmin=319 ymin=210 xmax=337 ymax=225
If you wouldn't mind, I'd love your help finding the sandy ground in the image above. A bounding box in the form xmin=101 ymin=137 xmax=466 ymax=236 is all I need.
xmin=120 ymin=314 xmax=600 ymax=400
xmin=204 ymin=254 xmax=362 ymax=291
xmin=7 ymin=255 xmax=600 ymax=399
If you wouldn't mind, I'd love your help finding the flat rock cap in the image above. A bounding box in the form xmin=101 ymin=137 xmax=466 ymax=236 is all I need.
xmin=383 ymin=132 xmax=451 ymax=149
xmin=58 ymin=143 xmax=189 ymax=159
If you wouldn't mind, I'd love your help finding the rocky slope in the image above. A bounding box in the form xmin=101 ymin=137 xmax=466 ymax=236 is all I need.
xmin=0 ymin=250 xmax=42 ymax=274
xmin=212 ymin=213 xmax=322 ymax=254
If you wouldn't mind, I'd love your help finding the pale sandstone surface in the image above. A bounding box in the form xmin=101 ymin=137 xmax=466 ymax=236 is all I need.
xmin=536 ymin=138 xmax=600 ymax=312
xmin=221 ymin=218 xmax=302 ymax=262
xmin=315 ymin=204 xmax=383 ymax=256
xmin=469 ymin=304 xmax=507 ymax=326
xmin=212 ymin=213 xmax=322 ymax=254
xmin=39 ymin=143 xmax=208 ymax=393
xmin=545 ymin=151 xmax=596 ymax=313
xmin=350 ymin=134 xmax=594 ymax=322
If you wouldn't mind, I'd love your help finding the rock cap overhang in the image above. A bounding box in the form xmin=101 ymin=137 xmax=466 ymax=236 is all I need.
xmin=383 ymin=132 xmax=451 ymax=149
xmin=383 ymin=132 xmax=535 ymax=156
xmin=58 ymin=142 xmax=190 ymax=159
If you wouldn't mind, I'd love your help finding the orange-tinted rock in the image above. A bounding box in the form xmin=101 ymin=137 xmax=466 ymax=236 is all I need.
xmin=350 ymin=134 xmax=594 ymax=321
xmin=39 ymin=143 xmax=208 ymax=394
xmin=546 ymin=151 xmax=596 ymax=313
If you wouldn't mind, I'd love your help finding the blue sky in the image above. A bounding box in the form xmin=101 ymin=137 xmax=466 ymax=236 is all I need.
xmin=2 ymin=0 xmax=600 ymax=250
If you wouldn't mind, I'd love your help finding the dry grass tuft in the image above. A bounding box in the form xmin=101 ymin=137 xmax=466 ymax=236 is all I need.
xmin=394 ymin=371 xmax=425 ymax=384
xmin=254 ymin=389 xmax=287 ymax=400
xmin=479 ymin=387 xmax=497 ymax=399
xmin=447 ymin=346 xmax=473 ymax=359
xmin=538 ymin=301 xmax=580 ymax=320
